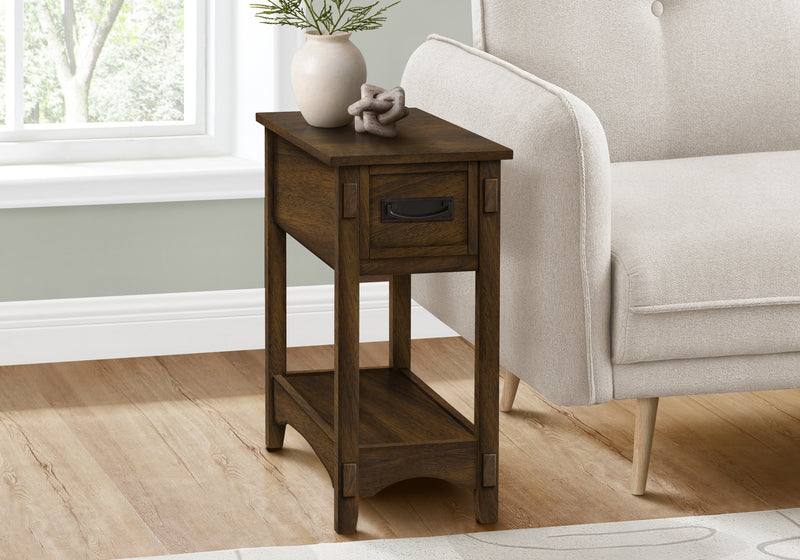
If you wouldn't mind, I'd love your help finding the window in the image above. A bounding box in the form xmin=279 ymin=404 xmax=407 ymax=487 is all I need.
xmin=1 ymin=0 xmax=232 ymax=164
xmin=1 ymin=2 xmax=8 ymax=127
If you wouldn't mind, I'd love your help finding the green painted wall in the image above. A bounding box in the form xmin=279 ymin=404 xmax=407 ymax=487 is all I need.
xmin=0 ymin=201 xmax=334 ymax=301
xmin=0 ymin=1 xmax=472 ymax=302
xmin=0 ymin=201 xmax=262 ymax=301
xmin=352 ymin=0 xmax=472 ymax=91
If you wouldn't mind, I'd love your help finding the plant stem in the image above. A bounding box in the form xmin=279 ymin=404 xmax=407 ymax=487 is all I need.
xmin=251 ymin=0 xmax=399 ymax=34
xmin=301 ymin=0 xmax=324 ymax=33
xmin=331 ymin=0 xmax=353 ymax=32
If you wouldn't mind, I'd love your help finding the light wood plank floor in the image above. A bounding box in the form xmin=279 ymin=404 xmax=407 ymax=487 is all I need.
xmin=1 ymin=337 xmax=799 ymax=559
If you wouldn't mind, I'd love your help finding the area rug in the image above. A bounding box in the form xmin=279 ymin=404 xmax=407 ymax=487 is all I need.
xmin=120 ymin=508 xmax=800 ymax=559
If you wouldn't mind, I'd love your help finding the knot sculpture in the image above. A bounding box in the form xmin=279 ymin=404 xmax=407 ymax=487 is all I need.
xmin=348 ymin=84 xmax=408 ymax=138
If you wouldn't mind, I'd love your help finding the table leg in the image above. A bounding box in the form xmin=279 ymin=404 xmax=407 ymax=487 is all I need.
xmin=334 ymin=167 xmax=361 ymax=534
xmin=389 ymin=275 xmax=411 ymax=370
xmin=265 ymin=130 xmax=286 ymax=451
xmin=474 ymin=161 xmax=500 ymax=524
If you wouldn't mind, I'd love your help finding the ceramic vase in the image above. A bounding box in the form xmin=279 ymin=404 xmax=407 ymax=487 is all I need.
xmin=291 ymin=31 xmax=367 ymax=128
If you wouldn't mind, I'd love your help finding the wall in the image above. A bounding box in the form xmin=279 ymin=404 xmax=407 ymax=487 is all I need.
xmin=0 ymin=200 xmax=329 ymax=300
xmin=352 ymin=0 xmax=472 ymax=91
xmin=0 ymin=1 xmax=472 ymax=303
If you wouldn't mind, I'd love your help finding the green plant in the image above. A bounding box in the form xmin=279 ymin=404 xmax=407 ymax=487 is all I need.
xmin=251 ymin=0 xmax=399 ymax=35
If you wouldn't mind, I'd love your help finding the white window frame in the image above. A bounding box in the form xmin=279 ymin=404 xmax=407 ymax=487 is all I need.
xmin=1 ymin=0 xmax=233 ymax=165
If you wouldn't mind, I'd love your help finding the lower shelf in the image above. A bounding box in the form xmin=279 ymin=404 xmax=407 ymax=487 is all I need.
xmin=273 ymin=367 xmax=478 ymax=496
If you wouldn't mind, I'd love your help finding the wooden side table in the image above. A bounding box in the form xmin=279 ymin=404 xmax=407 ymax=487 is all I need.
xmin=257 ymin=109 xmax=513 ymax=534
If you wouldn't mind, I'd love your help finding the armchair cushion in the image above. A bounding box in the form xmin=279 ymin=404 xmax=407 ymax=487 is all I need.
xmin=611 ymin=150 xmax=800 ymax=364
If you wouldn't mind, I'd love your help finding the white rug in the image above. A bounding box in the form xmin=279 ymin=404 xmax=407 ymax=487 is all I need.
xmin=120 ymin=508 xmax=800 ymax=559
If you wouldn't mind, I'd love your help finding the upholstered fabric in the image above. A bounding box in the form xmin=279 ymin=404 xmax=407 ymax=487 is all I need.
xmin=613 ymin=352 xmax=800 ymax=401
xmin=402 ymin=19 xmax=800 ymax=406
xmin=472 ymin=0 xmax=800 ymax=162
xmin=402 ymin=35 xmax=614 ymax=406
xmin=611 ymin=150 xmax=800 ymax=364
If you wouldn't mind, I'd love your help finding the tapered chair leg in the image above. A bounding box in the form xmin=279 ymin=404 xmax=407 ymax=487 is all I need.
xmin=500 ymin=373 xmax=520 ymax=412
xmin=631 ymin=397 xmax=659 ymax=495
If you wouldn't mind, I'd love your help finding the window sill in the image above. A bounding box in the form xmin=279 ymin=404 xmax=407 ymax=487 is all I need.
xmin=0 ymin=156 xmax=264 ymax=209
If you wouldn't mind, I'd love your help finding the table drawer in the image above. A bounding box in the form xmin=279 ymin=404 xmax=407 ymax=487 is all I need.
xmin=367 ymin=163 xmax=477 ymax=259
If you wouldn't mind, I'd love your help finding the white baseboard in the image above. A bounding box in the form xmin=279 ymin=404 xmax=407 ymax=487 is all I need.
xmin=0 ymin=284 xmax=456 ymax=366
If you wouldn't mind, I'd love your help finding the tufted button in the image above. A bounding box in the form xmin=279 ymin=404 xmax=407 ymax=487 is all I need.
xmin=651 ymin=1 xmax=664 ymax=16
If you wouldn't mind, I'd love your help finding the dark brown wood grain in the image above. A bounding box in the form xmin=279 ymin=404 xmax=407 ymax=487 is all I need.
xmin=369 ymin=162 xmax=468 ymax=175
xmin=369 ymin=245 xmax=468 ymax=260
xmin=482 ymin=453 xmax=498 ymax=488
xmin=359 ymin=441 xmax=477 ymax=497
xmin=473 ymin=160 xmax=501 ymax=524
xmin=273 ymin=376 xmax=335 ymax=482
xmin=274 ymin=138 xmax=336 ymax=267
xmin=359 ymin=275 xmax=392 ymax=282
xmin=256 ymin=109 xmax=513 ymax=167
xmin=399 ymin=367 xmax=474 ymax=433
xmin=274 ymin=374 xmax=334 ymax=440
xmin=368 ymin=170 xmax=469 ymax=252
xmin=342 ymin=183 xmax=358 ymax=219
xmin=282 ymin=368 xmax=473 ymax=445
xmin=265 ymin=130 xmax=287 ymax=451
xmin=276 ymin=368 xmax=479 ymax=499
xmin=342 ymin=464 xmax=358 ymax=498
xmin=389 ymin=276 xmax=411 ymax=371
xmin=468 ymin=162 xmax=479 ymax=255
xmin=334 ymin=165 xmax=361 ymax=534
xmin=259 ymin=111 xmax=509 ymax=534
xmin=358 ymin=166 xmax=370 ymax=260
xmin=359 ymin=255 xmax=478 ymax=276
xmin=484 ymin=178 xmax=499 ymax=214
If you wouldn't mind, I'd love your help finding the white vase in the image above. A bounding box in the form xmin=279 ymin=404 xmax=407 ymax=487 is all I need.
xmin=291 ymin=31 xmax=367 ymax=128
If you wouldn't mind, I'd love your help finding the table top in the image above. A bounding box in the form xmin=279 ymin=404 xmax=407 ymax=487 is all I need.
xmin=256 ymin=109 xmax=513 ymax=167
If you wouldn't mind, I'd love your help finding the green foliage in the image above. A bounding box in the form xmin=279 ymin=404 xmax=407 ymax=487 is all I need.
xmin=24 ymin=2 xmax=65 ymax=124
xmin=22 ymin=0 xmax=185 ymax=125
xmin=90 ymin=0 xmax=184 ymax=123
xmin=251 ymin=0 xmax=399 ymax=34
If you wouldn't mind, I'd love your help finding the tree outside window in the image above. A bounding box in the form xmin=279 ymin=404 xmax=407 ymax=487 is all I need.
xmin=5 ymin=0 xmax=187 ymax=127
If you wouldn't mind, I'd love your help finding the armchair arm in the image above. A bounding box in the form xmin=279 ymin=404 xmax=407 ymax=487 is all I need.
xmin=401 ymin=35 xmax=613 ymax=405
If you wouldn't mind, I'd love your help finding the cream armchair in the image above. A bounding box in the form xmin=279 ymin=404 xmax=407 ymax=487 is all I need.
xmin=401 ymin=1 xmax=800 ymax=494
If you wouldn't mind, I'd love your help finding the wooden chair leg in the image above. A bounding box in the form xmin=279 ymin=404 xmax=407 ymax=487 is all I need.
xmin=631 ymin=397 xmax=659 ymax=496
xmin=500 ymin=373 xmax=520 ymax=412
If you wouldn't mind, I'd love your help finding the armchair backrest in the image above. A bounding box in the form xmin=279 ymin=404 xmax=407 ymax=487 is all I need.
xmin=473 ymin=0 xmax=800 ymax=162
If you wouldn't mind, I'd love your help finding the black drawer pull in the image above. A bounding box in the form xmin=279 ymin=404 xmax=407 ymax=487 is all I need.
xmin=381 ymin=197 xmax=454 ymax=223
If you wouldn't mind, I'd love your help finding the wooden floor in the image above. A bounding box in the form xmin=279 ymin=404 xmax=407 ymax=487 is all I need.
xmin=1 ymin=337 xmax=800 ymax=559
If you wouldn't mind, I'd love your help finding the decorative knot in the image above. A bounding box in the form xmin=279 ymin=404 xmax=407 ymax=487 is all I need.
xmin=348 ymin=84 xmax=408 ymax=138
